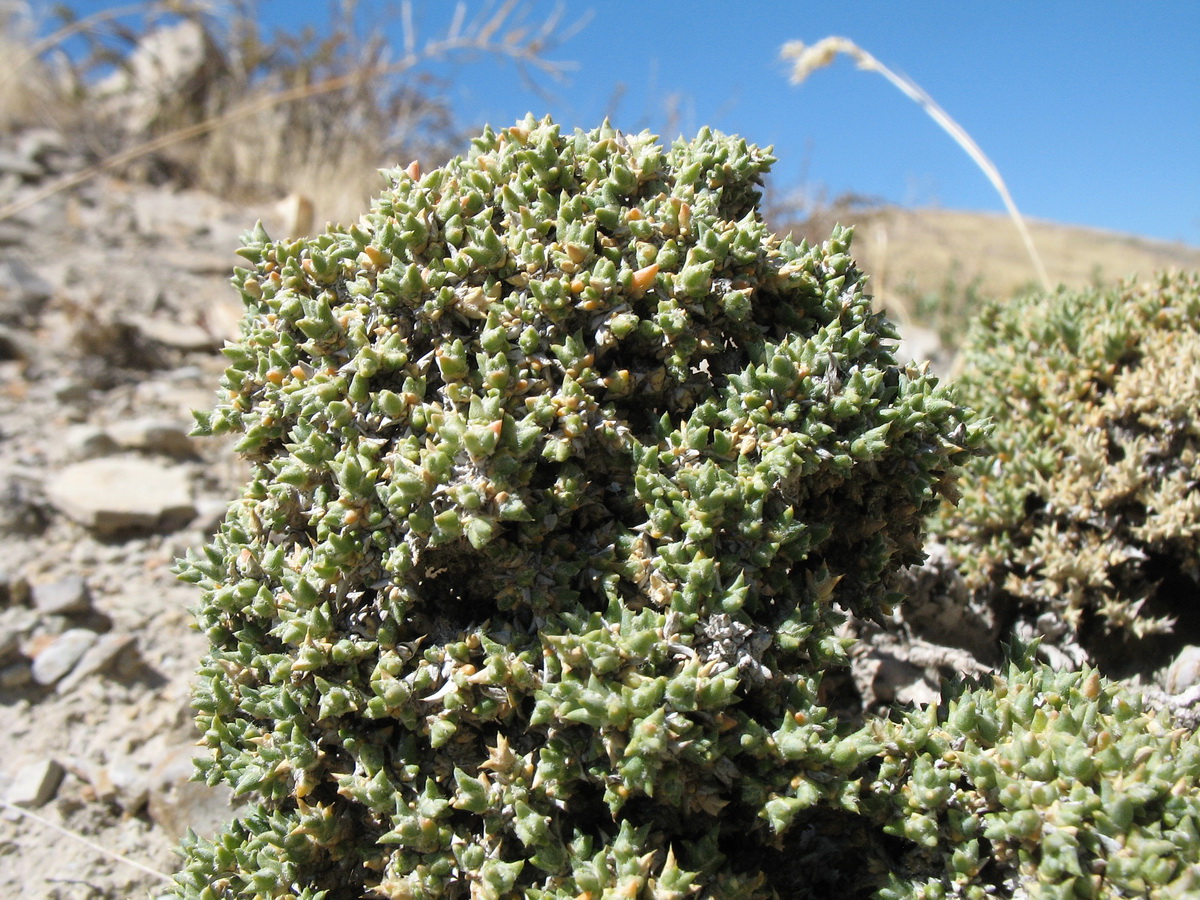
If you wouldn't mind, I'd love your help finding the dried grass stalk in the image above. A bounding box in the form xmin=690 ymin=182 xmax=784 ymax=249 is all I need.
xmin=782 ymin=36 xmax=1051 ymax=292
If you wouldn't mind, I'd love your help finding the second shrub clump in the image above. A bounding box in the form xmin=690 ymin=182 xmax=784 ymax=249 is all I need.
xmin=941 ymin=271 xmax=1200 ymax=671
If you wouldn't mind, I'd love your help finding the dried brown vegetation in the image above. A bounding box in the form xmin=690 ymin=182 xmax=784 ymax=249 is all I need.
xmin=0 ymin=0 xmax=582 ymax=225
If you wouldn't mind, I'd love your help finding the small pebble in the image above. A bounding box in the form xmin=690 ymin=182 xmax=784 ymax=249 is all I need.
xmin=30 ymin=628 xmax=97 ymax=685
xmin=5 ymin=758 xmax=64 ymax=809
xmin=108 ymin=418 xmax=195 ymax=457
xmin=63 ymin=425 xmax=118 ymax=461
xmin=57 ymin=632 xmax=136 ymax=693
xmin=31 ymin=576 xmax=91 ymax=616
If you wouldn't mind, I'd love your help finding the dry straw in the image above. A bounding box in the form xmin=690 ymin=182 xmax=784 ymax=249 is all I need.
xmin=0 ymin=798 xmax=172 ymax=883
xmin=0 ymin=0 xmax=585 ymax=224
xmin=782 ymin=36 xmax=1051 ymax=293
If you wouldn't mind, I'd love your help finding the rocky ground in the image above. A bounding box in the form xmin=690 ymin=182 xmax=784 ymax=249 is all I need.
xmin=0 ymin=126 xmax=288 ymax=899
xmin=0 ymin=124 xmax=1196 ymax=900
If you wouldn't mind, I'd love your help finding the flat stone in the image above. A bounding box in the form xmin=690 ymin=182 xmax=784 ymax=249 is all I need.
xmin=0 ymin=323 xmax=35 ymax=361
xmin=31 ymin=576 xmax=91 ymax=616
xmin=89 ymin=755 xmax=149 ymax=813
xmin=894 ymin=323 xmax=951 ymax=375
xmin=134 ymin=316 xmax=222 ymax=352
xmin=868 ymin=650 xmax=940 ymax=707
xmin=30 ymin=627 xmax=97 ymax=685
xmin=56 ymin=632 xmax=136 ymax=693
xmin=6 ymin=758 xmax=64 ymax=808
xmin=108 ymin=418 xmax=195 ymax=457
xmin=129 ymin=188 xmax=227 ymax=238
xmin=0 ymin=221 xmax=25 ymax=247
xmin=190 ymin=496 xmax=231 ymax=535
xmin=44 ymin=456 xmax=195 ymax=535
xmin=154 ymin=249 xmax=238 ymax=276
xmin=0 ymin=607 xmax=37 ymax=647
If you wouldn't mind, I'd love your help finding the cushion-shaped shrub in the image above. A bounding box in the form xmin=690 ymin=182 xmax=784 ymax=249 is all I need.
xmin=940 ymin=272 xmax=1200 ymax=671
xmin=171 ymin=115 xmax=981 ymax=899
xmin=862 ymin=647 xmax=1200 ymax=898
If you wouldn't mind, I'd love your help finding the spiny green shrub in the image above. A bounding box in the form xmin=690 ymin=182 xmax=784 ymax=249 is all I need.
xmin=860 ymin=648 xmax=1200 ymax=899
xmin=938 ymin=271 xmax=1200 ymax=669
xmin=171 ymin=115 xmax=982 ymax=899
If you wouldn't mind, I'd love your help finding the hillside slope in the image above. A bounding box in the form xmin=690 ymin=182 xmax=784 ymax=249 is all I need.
xmin=788 ymin=205 xmax=1200 ymax=333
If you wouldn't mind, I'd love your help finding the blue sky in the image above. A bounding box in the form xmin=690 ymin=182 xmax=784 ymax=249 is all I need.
xmin=58 ymin=1 xmax=1200 ymax=245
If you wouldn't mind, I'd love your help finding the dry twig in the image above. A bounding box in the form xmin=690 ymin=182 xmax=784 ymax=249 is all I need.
xmin=0 ymin=798 xmax=172 ymax=883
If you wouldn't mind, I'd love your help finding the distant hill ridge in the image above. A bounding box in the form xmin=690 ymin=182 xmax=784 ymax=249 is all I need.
xmin=786 ymin=205 xmax=1200 ymax=309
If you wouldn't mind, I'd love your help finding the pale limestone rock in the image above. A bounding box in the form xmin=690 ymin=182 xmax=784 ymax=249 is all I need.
xmin=1167 ymin=645 xmax=1200 ymax=695
xmin=45 ymin=457 xmax=195 ymax=535
xmin=56 ymin=633 xmax=137 ymax=694
xmin=108 ymin=418 xmax=195 ymax=457
xmin=31 ymin=576 xmax=91 ymax=616
xmin=5 ymin=758 xmax=64 ymax=808
xmin=30 ymin=628 xmax=97 ymax=686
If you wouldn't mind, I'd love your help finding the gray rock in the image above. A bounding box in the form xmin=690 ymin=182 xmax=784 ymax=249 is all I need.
xmin=154 ymin=248 xmax=239 ymax=277
xmin=63 ymin=425 xmax=119 ymax=461
xmin=0 ymin=606 xmax=37 ymax=642
xmin=0 ymin=221 xmax=25 ymax=247
xmin=855 ymin=647 xmax=942 ymax=708
xmin=31 ymin=576 xmax=91 ymax=616
xmin=146 ymin=744 xmax=235 ymax=841
xmin=1167 ymin=645 xmax=1200 ymax=694
xmin=108 ymin=418 xmax=195 ymax=457
xmin=894 ymin=323 xmax=953 ymax=376
xmin=894 ymin=541 xmax=1001 ymax=663
xmin=5 ymin=758 xmax=64 ymax=808
xmin=97 ymin=21 xmax=225 ymax=137
xmin=87 ymin=755 xmax=149 ymax=813
xmin=165 ymin=364 xmax=204 ymax=382
xmin=189 ymin=496 xmax=231 ymax=536
xmin=0 ymin=259 xmax=53 ymax=321
xmin=56 ymin=632 xmax=136 ymax=693
xmin=44 ymin=456 xmax=195 ymax=535
xmin=30 ymin=627 xmax=97 ymax=685
xmin=133 ymin=316 xmax=222 ymax=352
